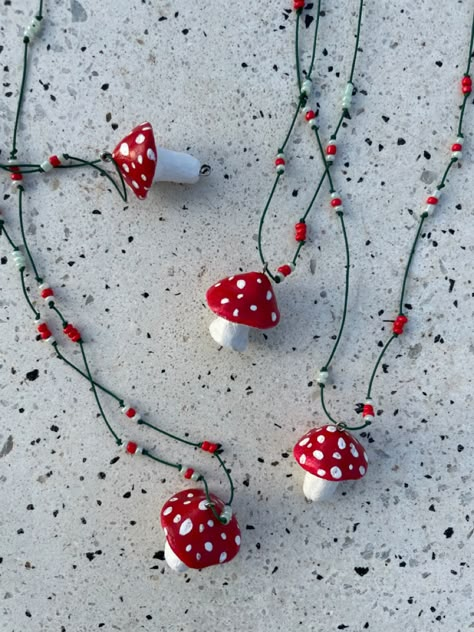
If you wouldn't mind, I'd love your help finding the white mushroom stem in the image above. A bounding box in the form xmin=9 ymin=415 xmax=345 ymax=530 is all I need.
xmin=209 ymin=317 xmax=250 ymax=352
xmin=303 ymin=472 xmax=339 ymax=502
xmin=164 ymin=541 xmax=188 ymax=573
xmin=153 ymin=147 xmax=201 ymax=184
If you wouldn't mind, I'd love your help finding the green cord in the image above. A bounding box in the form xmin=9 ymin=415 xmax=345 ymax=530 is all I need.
xmin=18 ymin=186 xmax=42 ymax=282
xmin=349 ymin=0 xmax=365 ymax=83
xmin=64 ymin=155 xmax=128 ymax=202
xmin=399 ymin=215 xmax=426 ymax=314
xmin=20 ymin=269 xmax=40 ymax=318
xmin=142 ymin=449 xmax=182 ymax=471
xmin=366 ymin=334 xmax=397 ymax=400
xmin=295 ymin=11 xmax=302 ymax=92
xmin=79 ymin=340 xmax=122 ymax=445
xmin=10 ymin=40 xmax=30 ymax=160
xmin=257 ymin=174 xmax=281 ymax=271
xmin=307 ymin=0 xmax=322 ymax=79
xmin=138 ymin=419 xmax=201 ymax=449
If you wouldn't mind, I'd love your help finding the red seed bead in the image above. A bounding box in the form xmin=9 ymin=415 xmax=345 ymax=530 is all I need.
xmin=452 ymin=143 xmax=463 ymax=152
xmin=295 ymin=222 xmax=307 ymax=242
xmin=64 ymin=323 xmax=81 ymax=342
xmin=305 ymin=110 xmax=316 ymax=121
xmin=331 ymin=198 xmax=342 ymax=207
xmin=126 ymin=408 xmax=136 ymax=418
xmin=41 ymin=287 xmax=54 ymax=299
xmin=183 ymin=467 xmax=194 ymax=480
xmin=462 ymin=76 xmax=472 ymax=86
xmin=426 ymin=196 xmax=438 ymax=205
xmin=126 ymin=441 xmax=138 ymax=454
xmin=49 ymin=155 xmax=62 ymax=168
xmin=277 ymin=264 xmax=293 ymax=277
xmin=10 ymin=172 xmax=23 ymax=181
xmin=293 ymin=0 xmax=305 ymax=10
xmin=363 ymin=404 xmax=375 ymax=418
xmin=275 ymin=157 xmax=285 ymax=166
xmin=201 ymin=441 xmax=219 ymax=453
xmin=326 ymin=144 xmax=337 ymax=155
xmin=393 ymin=314 xmax=408 ymax=335
xmin=40 ymin=328 xmax=52 ymax=340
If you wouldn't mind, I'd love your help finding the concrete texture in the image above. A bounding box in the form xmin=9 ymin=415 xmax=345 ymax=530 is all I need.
xmin=0 ymin=1 xmax=473 ymax=630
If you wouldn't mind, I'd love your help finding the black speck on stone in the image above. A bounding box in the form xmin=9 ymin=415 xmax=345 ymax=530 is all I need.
xmin=424 ymin=150 xmax=431 ymax=159
xmin=50 ymin=425 xmax=59 ymax=432
xmin=397 ymin=138 xmax=406 ymax=145
xmin=354 ymin=567 xmax=369 ymax=576
xmin=92 ymin=209 xmax=102 ymax=215
xmin=182 ymin=28 xmax=189 ymax=35
xmin=382 ymin=115 xmax=390 ymax=122
xmin=110 ymin=456 xmax=120 ymax=465
xmin=444 ymin=527 xmax=454 ymax=538
xmin=1 ymin=256 xmax=7 ymax=265
xmin=26 ymin=369 xmax=39 ymax=381
xmin=123 ymin=491 xmax=131 ymax=499
xmin=435 ymin=60 xmax=443 ymax=67
xmin=153 ymin=550 xmax=165 ymax=560
xmin=142 ymin=292 xmax=149 ymax=298
xmin=101 ymin=83 xmax=109 ymax=91
xmin=241 ymin=62 xmax=248 ymax=68
xmin=457 ymin=444 xmax=464 ymax=452
xmin=86 ymin=552 xmax=95 ymax=561
xmin=27 ymin=504 xmax=34 ymax=510
xmin=98 ymin=471 xmax=106 ymax=479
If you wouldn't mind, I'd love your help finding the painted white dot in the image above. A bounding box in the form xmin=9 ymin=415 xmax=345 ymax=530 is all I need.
xmin=307 ymin=443 xmax=312 ymax=448
xmin=147 ymin=148 xmax=156 ymax=161
xmin=173 ymin=514 xmax=182 ymax=524
xmin=359 ymin=466 xmax=366 ymax=475
xmin=183 ymin=501 xmax=191 ymax=505
xmin=271 ymin=312 xmax=277 ymax=322
xmin=266 ymin=291 xmax=273 ymax=300
xmin=131 ymin=180 xmax=139 ymax=189
xmin=170 ymin=497 xmax=179 ymax=502
xmin=235 ymin=535 xmax=241 ymax=546
xmin=299 ymin=437 xmax=310 ymax=447
xmin=317 ymin=469 xmax=326 ymax=477
xmin=256 ymin=278 xmax=262 ymax=284
xmin=141 ymin=126 xmax=152 ymax=131
xmin=207 ymin=520 xmax=214 ymax=527
xmin=122 ymin=164 xmax=129 ymax=173
xmin=250 ymin=305 xmax=257 ymax=311
xmin=219 ymin=552 xmax=227 ymax=563
xmin=330 ymin=466 xmax=342 ymax=479
xmin=164 ymin=528 xmax=168 ymax=536
xmin=185 ymin=544 xmax=192 ymax=552
xmin=220 ymin=533 xmax=227 ymax=540
xmin=135 ymin=133 xmax=145 ymax=144
xmin=215 ymin=282 xmax=221 ymax=287
xmin=163 ymin=506 xmax=173 ymax=516
xmin=198 ymin=500 xmax=208 ymax=511
xmin=204 ymin=542 xmax=213 ymax=552
xmin=137 ymin=155 xmax=143 ymax=165
xmin=327 ymin=426 xmax=337 ymax=433
xmin=313 ymin=450 xmax=324 ymax=460
xmin=349 ymin=464 xmax=354 ymax=470
xmin=221 ymin=298 xmax=230 ymax=304
xmin=131 ymin=162 xmax=136 ymax=169
xmin=119 ymin=142 xmax=129 ymax=156
xmin=317 ymin=435 xmax=325 ymax=444
xmin=179 ymin=518 xmax=193 ymax=536
xmin=233 ymin=309 xmax=239 ymax=317
xmin=236 ymin=279 xmax=246 ymax=289
xmin=350 ymin=444 xmax=359 ymax=458
xmin=338 ymin=437 xmax=346 ymax=450
xmin=196 ymin=553 xmax=201 ymax=561
xmin=141 ymin=174 xmax=147 ymax=181
xmin=228 ymin=276 xmax=235 ymax=281
xmin=199 ymin=524 xmax=205 ymax=533
xmin=333 ymin=452 xmax=342 ymax=460
xmin=363 ymin=451 xmax=368 ymax=462
xmin=299 ymin=454 xmax=306 ymax=465
xmin=237 ymin=294 xmax=244 ymax=299
xmin=187 ymin=493 xmax=194 ymax=498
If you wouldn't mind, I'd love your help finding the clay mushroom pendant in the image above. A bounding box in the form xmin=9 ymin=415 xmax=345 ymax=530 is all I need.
xmin=293 ymin=425 xmax=368 ymax=501
xmin=112 ymin=122 xmax=205 ymax=199
xmin=206 ymin=272 xmax=280 ymax=351
xmin=160 ymin=489 xmax=241 ymax=572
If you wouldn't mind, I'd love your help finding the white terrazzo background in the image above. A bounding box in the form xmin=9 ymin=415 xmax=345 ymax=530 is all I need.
xmin=1 ymin=1 xmax=473 ymax=630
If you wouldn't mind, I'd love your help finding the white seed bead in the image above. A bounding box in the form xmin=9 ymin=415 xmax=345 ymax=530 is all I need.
xmin=301 ymin=79 xmax=312 ymax=97
xmin=273 ymin=273 xmax=283 ymax=283
xmin=302 ymin=106 xmax=311 ymax=115
xmin=334 ymin=205 xmax=343 ymax=212
xmin=24 ymin=17 xmax=42 ymax=40
xmin=456 ymin=137 xmax=463 ymax=145
xmin=308 ymin=117 xmax=318 ymax=129
xmin=47 ymin=335 xmax=56 ymax=345
xmin=326 ymin=154 xmax=335 ymax=163
xmin=432 ymin=189 xmax=441 ymax=199
xmin=191 ymin=471 xmax=201 ymax=482
xmin=317 ymin=370 xmax=329 ymax=385
xmin=424 ymin=204 xmax=435 ymax=216
xmin=276 ymin=165 xmax=285 ymax=174
xmin=344 ymin=82 xmax=354 ymax=97
xmin=330 ymin=191 xmax=339 ymax=199
xmin=40 ymin=160 xmax=54 ymax=173
xmin=121 ymin=405 xmax=132 ymax=415
xmin=12 ymin=250 xmax=26 ymax=270
xmin=130 ymin=414 xmax=140 ymax=423
xmin=452 ymin=151 xmax=463 ymax=160
xmin=220 ymin=505 xmax=233 ymax=524
xmin=276 ymin=153 xmax=285 ymax=160
xmin=11 ymin=181 xmax=23 ymax=193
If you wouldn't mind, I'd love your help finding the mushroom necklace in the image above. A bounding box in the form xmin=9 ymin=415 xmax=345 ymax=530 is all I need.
xmin=0 ymin=3 xmax=240 ymax=572
xmin=205 ymin=0 xmax=364 ymax=351
xmin=294 ymin=7 xmax=474 ymax=501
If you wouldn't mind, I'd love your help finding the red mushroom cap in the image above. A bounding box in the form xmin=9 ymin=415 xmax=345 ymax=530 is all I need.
xmin=160 ymin=489 xmax=241 ymax=570
xmin=112 ymin=122 xmax=157 ymax=200
xmin=206 ymin=272 xmax=280 ymax=330
xmin=293 ymin=425 xmax=368 ymax=481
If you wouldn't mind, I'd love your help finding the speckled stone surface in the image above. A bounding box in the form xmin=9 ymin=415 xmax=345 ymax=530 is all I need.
xmin=1 ymin=1 xmax=473 ymax=630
